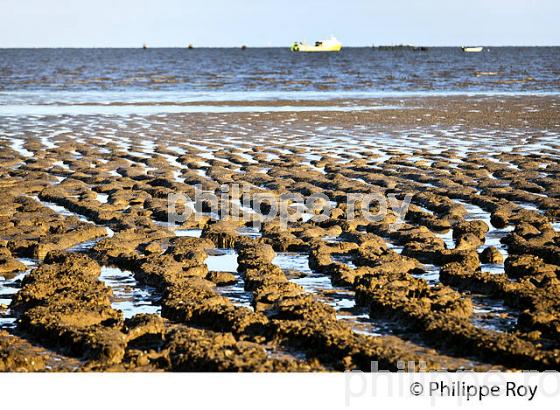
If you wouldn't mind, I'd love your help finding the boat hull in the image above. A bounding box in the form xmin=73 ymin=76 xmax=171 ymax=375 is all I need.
xmin=462 ymin=47 xmax=483 ymax=53
xmin=291 ymin=38 xmax=342 ymax=52
xmin=292 ymin=44 xmax=342 ymax=52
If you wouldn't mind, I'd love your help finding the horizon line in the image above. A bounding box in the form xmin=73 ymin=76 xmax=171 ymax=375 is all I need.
xmin=1 ymin=44 xmax=560 ymax=49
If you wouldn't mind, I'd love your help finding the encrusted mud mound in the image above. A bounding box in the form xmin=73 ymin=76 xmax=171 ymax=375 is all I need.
xmin=11 ymin=251 xmax=126 ymax=364
xmin=167 ymin=327 xmax=321 ymax=371
xmin=0 ymin=331 xmax=46 ymax=371
xmin=1 ymin=96 xmax=559 ymax=371
xmin=1 ymin=194 xmax=107 ymax=260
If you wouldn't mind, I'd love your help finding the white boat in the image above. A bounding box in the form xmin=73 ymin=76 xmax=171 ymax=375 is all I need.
xmin=291 ymin=36 xmax=342 ymax=52
xmin=462 ymin=46 xmax=483 ymax=53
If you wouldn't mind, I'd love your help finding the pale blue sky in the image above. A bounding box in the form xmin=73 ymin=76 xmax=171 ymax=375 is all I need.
xmin=1 ymin=0 xmax=558 ymax=47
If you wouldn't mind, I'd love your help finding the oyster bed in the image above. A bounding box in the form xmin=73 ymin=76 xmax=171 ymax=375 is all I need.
xmin=1 ymin=96 xmax=559 ymax=371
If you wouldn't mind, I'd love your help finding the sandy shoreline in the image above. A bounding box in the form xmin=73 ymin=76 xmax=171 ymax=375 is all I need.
xmin=1 ymin=95 xmax=559 ymax=371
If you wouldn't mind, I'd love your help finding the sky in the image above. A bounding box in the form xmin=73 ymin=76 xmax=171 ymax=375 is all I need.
xmin=1 ymin=0 xmax=559 ymax=47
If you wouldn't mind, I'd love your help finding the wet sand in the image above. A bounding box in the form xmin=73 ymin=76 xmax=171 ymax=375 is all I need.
xmin=0 ymin=95 xmax=559 ymax=371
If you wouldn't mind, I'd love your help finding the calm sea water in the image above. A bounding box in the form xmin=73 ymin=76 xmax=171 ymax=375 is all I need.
xmin=1 ymin=48 xmax=559 ymax=93
xmin=0 ymin=47 xmax=558 ymax=114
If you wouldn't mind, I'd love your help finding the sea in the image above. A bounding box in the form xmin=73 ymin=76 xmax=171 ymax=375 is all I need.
xmin=0 ymin=47 xmax=559 ymax=115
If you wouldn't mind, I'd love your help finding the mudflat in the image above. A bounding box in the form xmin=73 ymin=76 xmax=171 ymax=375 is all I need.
xmin=1 ymin=95 xmax=559 ymax=371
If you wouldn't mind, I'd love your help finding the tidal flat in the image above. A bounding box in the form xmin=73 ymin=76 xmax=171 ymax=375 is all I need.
xmin=1 ymin=95 xmax=559 ymax=371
